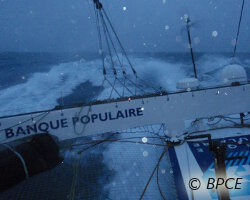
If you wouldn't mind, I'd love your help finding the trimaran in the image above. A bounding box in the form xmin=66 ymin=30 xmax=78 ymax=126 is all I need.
xmin=0 ymin=0 xmax=249 ymax=200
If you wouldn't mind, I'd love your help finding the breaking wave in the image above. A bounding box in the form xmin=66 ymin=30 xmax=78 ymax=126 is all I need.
xmin=0 ymin=53 xmax=249 ymax=116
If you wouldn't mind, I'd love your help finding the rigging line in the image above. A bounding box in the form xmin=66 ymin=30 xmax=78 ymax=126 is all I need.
xmin=71 ymin=140 xmax=164 ymax=147
xmin=99 ymin=9 xmax=126 ymax=74
xmin=69 ymin=141 xmax=165 ymax=157
xmin=69 ymin=154 xmax=80 ymax=200
xmin=207 ymin=117 xmax=223 ymax=126
xmin=109 ymin=77 xmax=117 ymax=98
xmin=99 ymin=14 xmax=136 ymax=96
xmin=77 ymin=134 xmax=115 ymax=154
xmin=73 ymin=79 xmax=105 ymax=134
xmin=142 ymin=126 xmax=149 ymax=134
xmin=99 ymin=10 xmax=117 ymax=76
xmin=73 ymin=105 xmax=92 ymax=135
xmin=139 ymin=146 xmax=168 ymax=200
xmin=149 ymin=125 xmax=155 ymax=133
xmin=74 ymin=78 xmax=105 ymax=121
xmin=149 ymin=125 xmax=157 ymax=137
xmin=83 ymin=132 xmax=117 ymax=151
xmin=71 ymin=136 xmax=165 ymax=147
xmin=105 ymin=77 xmax=122 ymax=97
xmin=135 ymin=75 xmax=138 ymax=95
xmin=233 ymin=0 xmax=245 ymax=57
xmin=166 ymin=123 xmax=250 ymax=147
xmin=137 ymin=76 xmax=164 ymax=93
xmin=0 ymin=111 xmax=50 ymax=132
xmin=86 ymin=0 xmax=95 ymax=20
xmin=145 ymin=126 xmax=151 ymax=134
xmin=152 ymin=128 xmax=166 ymax=200
xmin=142 ymin=126 xmax=149 ymax=133
xmin=96 ymin=2 xmax=161 ymax=94
xmin=2 ymin=144 xmax=29 ymax=179
xmin=148 ymin=126 xmax=165 ymax=200
xmin=122 ymin=78 xmax=126 ymax=97
xmin=101 ymin=8 xmax=137 ymax=76
xmin=94 ymin=6 xmax=106 ymax=76
xmin=81 ymin=140 xmax=165 ymax=147
xmin=223 ymin=114 xmax=250 ymax=120
xmin=148 ymin=124 xmax=165 ymax=140
xmin=157 ymin=124 xmax=165 ymax=135
xmin=156 ymin=164 xmax=167 ymax=200
xmin=0 ymin=111 xmax=51 ymax=142
xmin=182 ymin=124 xmax=250 ymax=142
xmin=70 ymin=135 xmax=114 ymax=199
xmin=124 ymin=74 xmax=146 ymax=94
xmin=70 ymin=138 xmax=165 ymax=148
xmin=143 ymin=126 xmax=150 ymax=133
xmin=69 ymin=132 xmax=116 ymax=199
xmin=221 ymin=117 xmax=241 ymax=125
xmin=116 ymin=77 xmax=134 ymax=96
xmin=119 ymin=130 xmax=166 ymax=137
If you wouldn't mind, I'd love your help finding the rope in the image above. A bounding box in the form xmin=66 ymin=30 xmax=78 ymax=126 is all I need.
xmin=98 ymin=8 xmax=143 ymax=97
xmin=69 ymin=154 xmax=81 ymax=200
xmin=70 ymin=137 xmax=165 ymax=149
xmin=102 ymin=8 xmax=137 ymax=77
xmin=156 ymin=164 xmax=167 ymax=200
xmin=116 ymin=77 xmax=134 ymax=96
xmin=137 ymin=76 xmax=164 ymax=93
xmin=99 ymin=10 xmax=117 ymax=76
xmin=2 ymin=144 xmax=29 ymax=179
xmin=150 ymin=125 xmax=167 ymax=200
xmin=233 ymin=0 xmax=245 ymax=57
xmin=0 ymin=111 xmax=51 ymax=143
xmin=125 ymin=76 xmax=147 ymax=94
xmin=0 ymin=111 xmax=49 ymax=132
xmin=94 ymin=6 xmax=106 ymax=75
xmin=73 ymin=105 xmax=92 ymax=135
xmin=168 ymin=124 xmax=250 ymax=147
xmin=69 ymin=132 xmax=116 ymax=199
xmin=99 ymin=10 xmax=126 ymax=74
xmin=105 ymin=77 xmax=122 ymax=97
xmin=93 ymin=1 xmax=167 ymax=97
xmin=139 ymin=146 xmax=168 ymax=200
xmin=109 ymin=78 xmax=117 ymax=98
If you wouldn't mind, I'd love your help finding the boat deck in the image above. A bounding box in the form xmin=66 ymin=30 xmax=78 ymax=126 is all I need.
xmin=0 ymin=131 xmax=177 ymax=200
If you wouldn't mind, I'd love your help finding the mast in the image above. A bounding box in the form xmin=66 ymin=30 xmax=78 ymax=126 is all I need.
xmin=185 ymin=16 xmax=197 ymax=79
xmin=233 ymin=0 xmax=245 ymax=57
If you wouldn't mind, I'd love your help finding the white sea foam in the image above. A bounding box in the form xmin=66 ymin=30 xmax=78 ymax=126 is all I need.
xmin=0 ymin=59 xmax=103 ymax=115
xmin=0 ymin=54 xmax=248 ymax=116
xmin=1 ymin=53 xmax=249 ymax=199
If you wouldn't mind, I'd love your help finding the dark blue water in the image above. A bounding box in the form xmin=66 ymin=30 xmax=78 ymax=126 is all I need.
xmin=0 ymin=52 xmax=99 ymax=90
xmin=0 ymin=52 xmax=249 ymax=200
xmin=0 ymin=52 xmax=249 ymax=116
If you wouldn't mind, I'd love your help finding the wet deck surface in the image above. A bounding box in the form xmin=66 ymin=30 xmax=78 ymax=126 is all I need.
xmin=0 ymin=162 xmax=73 ymax=200
xmin=0 ymin=131 xmax=177 ymax=200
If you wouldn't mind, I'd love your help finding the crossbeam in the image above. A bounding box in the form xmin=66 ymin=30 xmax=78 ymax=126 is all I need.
xmin=0 ymin=84 xmax=249 ymax=144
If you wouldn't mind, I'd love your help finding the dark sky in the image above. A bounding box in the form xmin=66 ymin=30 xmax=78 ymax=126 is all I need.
xmin=0 ymin=0 xmax=249 ymax=53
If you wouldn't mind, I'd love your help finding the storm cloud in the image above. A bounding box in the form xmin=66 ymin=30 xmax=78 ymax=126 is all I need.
xmin=0 ymin=0 xmax=249 ymax=53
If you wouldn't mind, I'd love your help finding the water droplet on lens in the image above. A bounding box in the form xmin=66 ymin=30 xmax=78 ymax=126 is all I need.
xmin=142 ymin=137 xmax=148 ymax=143
xmin=143 ymin=151 xmax=148 ymax=157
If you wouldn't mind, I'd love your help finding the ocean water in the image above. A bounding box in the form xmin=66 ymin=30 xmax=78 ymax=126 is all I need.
xmin=0 ymin=52 xmax=249 ymax=116
xmin=0 ymin=52 xmax=249 ymax=199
